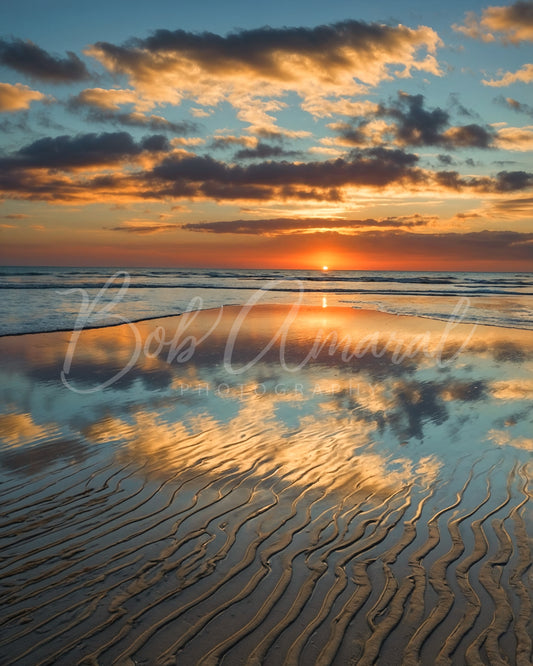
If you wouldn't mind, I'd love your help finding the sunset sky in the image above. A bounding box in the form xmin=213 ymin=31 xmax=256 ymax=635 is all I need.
xmin=0 ymin=0 xmax=532 ymax=270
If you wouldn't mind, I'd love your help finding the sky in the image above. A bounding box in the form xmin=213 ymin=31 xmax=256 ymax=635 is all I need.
xmin=0 ymin=0 xmax=532 ymax=270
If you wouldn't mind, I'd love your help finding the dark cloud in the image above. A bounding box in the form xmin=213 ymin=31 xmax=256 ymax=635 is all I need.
xmin=495 ymin=170 xmax=533 ymax=192
xmin=332 ymin=93 xmax=495 ymax=150
xmin=352 ymin=146 xmax=419 ymax=167
xmin=376 ymin=93 xmax=495 ymax=148
xmin=106 ymin=223 xmax=180 ymax=234
xmin=500 ymin=1 xmax=533 ymax=25
xmin=377 ymin=230 xmax=533 ymax=260
xmin=0 ymin=114 xmax=29 ymax=134
xmin=0 ymin=134 xmax=530 ymax=203
xmin=266 ymin=230 xmax=533 ymax=265
xmin=0 ymin=38 xmax=90 ymax=83
xmin=139 ymin=135 xmax=171 ymax=152
xmin=377 ymin=92 xmax=449 ymax=146
xmin=433 ymin=169 xmax=533 ymax=193
xmin=67 ymin=95 xmax=197 ymax=134
xmin=33 ymin=109 xmax=66 ymax=132
xmin=234 ymin=143 xmax=301 ymax=160
xmin=209 ymin=136 xmax=253 ymax=150
xmin=495 ymin=95 xmax=533 ymax=117
xmin=448 ymin=92 xmax=476 ymax=118
xmin=0 ymin=131 xmax=170 ymax=169
xmin=331 ymin=122 xmax=367 ymax=146
xmin=489 ymin=196 xmax=533 ymax=214
xmin=437 ymin=154 xmax=454 ymax=165
xmin=433 ymin=170 xmax=473 ymax=190
xmin=149 ymin=147 xmax=426 ymax=200
xmin=454 ymin=211 xmax=481 ymax=219
xmin=254 ymin=128 xmax=301 ymax=140
xmin=92 ymin=20 xmax=439 ymax=81
xmin=444 ymin=124 xmax=494 ymax=148
xmin=182 ymin=215 xmax=431 ymax=235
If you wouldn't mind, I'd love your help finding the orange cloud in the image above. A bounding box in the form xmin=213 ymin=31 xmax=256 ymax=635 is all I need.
xmin=0 ymin=82 xmax=46 ymax=112
xmin=71 ymin=87 xmax=145 ymax=110
xmin=0 ymin=132 xmax=531 ymax=206
xmin=454 ymin=2 xmax=533 ymax=43
xmin=68 ymin=89 xmax=197 ymax=134
xmin=301 ymin=98 xmax=378 ymax=119
xmin=494 ymin=124 xmax=533 ymax=151
xmin=486 ymin=196 xmax=533 ymax=217
xmin=483 ymin=63 xmax=533 ymax=87
xmin=86 ymin=21 xmax=442 ymax=130
xmin=170 ymin=137 xmax=205 ymax=147
xmin=451 ymin=195 xmax=533 ymax=222
xmin=181 ymin=215 xmax=434 ymax=236
xmin=190 ymin=107 xmax=213 ymax=118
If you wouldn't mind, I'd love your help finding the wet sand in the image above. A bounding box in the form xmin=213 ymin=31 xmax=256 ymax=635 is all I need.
xmin=0 ymin=305 xmax=531 ymax=665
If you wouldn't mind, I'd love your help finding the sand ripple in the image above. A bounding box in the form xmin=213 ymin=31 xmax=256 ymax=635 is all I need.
xmin=0 ymin=439 xmax=531 ymax=665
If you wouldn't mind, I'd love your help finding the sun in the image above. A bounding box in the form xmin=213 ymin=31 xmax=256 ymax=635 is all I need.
xmin=322 ymin=265 xmax=329 ymax=271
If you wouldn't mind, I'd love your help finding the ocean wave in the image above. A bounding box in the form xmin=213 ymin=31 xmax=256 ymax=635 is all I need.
xmin=0 ymin=268 xmax=531 ymax=336
xmin=1 ymin=269 xmax=532 ymax=287
xmin=0 ymin=283 xmax=531 ymax=298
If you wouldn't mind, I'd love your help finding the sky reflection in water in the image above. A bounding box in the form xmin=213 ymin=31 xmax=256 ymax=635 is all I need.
xmin=0 ymin=306 xmax=532 ymax=664
xmin=1 ymin=305 xmax=531 ymax=485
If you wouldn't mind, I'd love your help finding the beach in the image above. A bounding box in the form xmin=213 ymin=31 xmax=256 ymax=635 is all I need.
xmin=0 ymin=304 xmax=532 ymax=665
xmin=1 ymin=0 xmax=533 ymax=660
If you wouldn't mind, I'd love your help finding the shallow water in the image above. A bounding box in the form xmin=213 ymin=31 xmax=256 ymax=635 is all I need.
xmin=0 ymin=306 xmax=531 ymax=664
xmin=1 ymin=266 xmax=532 ymax=335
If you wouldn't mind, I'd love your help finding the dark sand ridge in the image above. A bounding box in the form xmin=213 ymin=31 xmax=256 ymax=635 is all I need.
xmin=0 ymin=306 xmax=531 ymax=665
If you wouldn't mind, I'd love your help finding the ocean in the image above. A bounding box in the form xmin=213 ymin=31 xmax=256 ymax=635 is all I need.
xmin=0 ymin=266 xmax=532 ymax=335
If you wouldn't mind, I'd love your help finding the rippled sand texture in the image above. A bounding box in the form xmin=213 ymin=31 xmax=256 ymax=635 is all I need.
xmin=0 ymin=305 xmax=532 ymax=665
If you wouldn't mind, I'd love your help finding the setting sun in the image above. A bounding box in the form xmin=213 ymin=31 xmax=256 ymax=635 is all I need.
xmin=322 ymin=265 xmax=329 ymax=271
